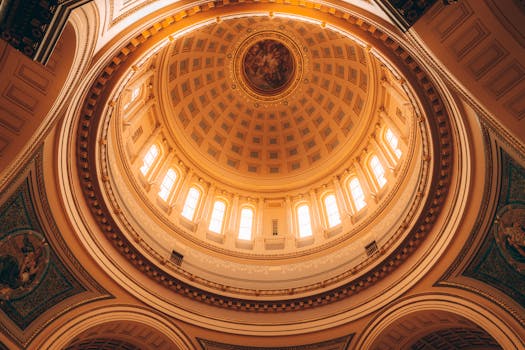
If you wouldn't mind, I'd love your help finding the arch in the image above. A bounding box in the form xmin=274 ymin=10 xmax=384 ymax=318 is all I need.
xmin=34 ymin=305 xmax=194 ymax=350
xmin=355 ymin=294 xmax=523 ymax=350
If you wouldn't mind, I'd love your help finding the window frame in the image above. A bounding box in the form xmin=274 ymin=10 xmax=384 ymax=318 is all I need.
xmin=140 ymin=143 xmax=161 ymax=178
xmin=181 ymin=186 xmax=201 ymax=221
xmin=348 ymin=176 xmax=367 ymax=213
xmin=296 ymin=203 xmax=313 ymax=238
xmin=322 ymin=193 xmax=341 ymax=228
xmin=123 ymin=85 xmax=142 ymax=110
xmin=208 ymin=199 xmax=227 ymax=234
xmin=369 ymin=154 xmax=387 ymax=190
xmin=158 ymin=167 xmax=179 ymax=202
xmin=383 ymin=127 xmax=402 ymax=160
xmin=238 ymin=206 xmax=254 ymax=241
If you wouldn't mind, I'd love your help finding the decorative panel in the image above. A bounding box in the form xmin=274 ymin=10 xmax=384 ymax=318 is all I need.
xmin=506 ymin=90 xmax=525 ymax=120
xmin=466 ymin=40 xmax=508 ymax=80
xmin=0 ymin=106 xmax=25 ymax=134
xmin=3 ymin=84 xmax=38 ymax=113
xmin=448 ymin=19 xmax=488 ymax=60
xmin=414 ymin=0 xmax=525 ymax=146
xmin=486 ymin=61 xmax=524 ymax=99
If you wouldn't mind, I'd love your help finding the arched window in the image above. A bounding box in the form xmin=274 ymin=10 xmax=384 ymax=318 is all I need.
xmin=140 ymin=144 xmax=159 ymax=176
xmin=370 ymin=155 xmax=387 ymax=188
xmin=131 ymin=86 xmax=141 ymax=101
xmin=124 ymin=86 xmax=141 ymax=110
xmin=208 ymin=200 xmax=226 ymax=233
xmin=324 ymin=194 xmax=341 ymax=228
xmin=158 ymin=168 xmax=178 ymax=201
xmin=385 ymin=128 xmax=402 ymax=158
xmin=238 ymin=208 xmax=254 ymax=240
xmin=297 ymin=204 xmax=313 ymax=238
xmin=349 ymin=177 xmax=366 ymax=211
xmin=181 ymin=187 xmax=200 ymax=221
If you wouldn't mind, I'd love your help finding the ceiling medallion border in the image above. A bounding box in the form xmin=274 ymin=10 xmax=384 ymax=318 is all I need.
xmin=228 ymin=25 xmax=308 ymax=106
xmin=76 ymin=1 xmax=453 ymax=311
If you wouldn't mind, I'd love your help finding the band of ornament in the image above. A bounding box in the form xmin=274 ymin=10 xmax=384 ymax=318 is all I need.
xmin=75 ymin=1 xmax=453 ymax=311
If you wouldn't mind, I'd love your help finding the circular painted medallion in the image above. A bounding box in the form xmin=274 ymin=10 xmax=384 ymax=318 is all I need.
xmin=230 ymin=29 xmax=306 ymax=104
xmin=0 ymin=230 xmax=50 ymax=300
xmin=494 ymin=204 xmax=525 ymax=274
xmin=242 ymin=39 xmax=295 ymax=94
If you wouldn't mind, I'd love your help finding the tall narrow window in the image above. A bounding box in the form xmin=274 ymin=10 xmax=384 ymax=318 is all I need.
xmin=208 ymin=201 xmax=226 ymax=233
xmin=140 ymin=144 xmax=159 ymax=175
xmin=238 ymin=208 xmax=253 ymax=240
xmin=158 ymin=168 xmax=177 ymax=201
xmin=131 ymin=86 xmax=141 ymax=101
xmin=297 ymin=204 xmax=313 ymax=238
xmin=124 ymin=86 xmax=141 ymax=110
xmin=181 ymin=187 xmax=200 ymax=221
xmin=385 ymin=128 xmax=402 ymax=158
xmin=349 ymin=177 xmax=366 ymax=211
xmin=324 ymin=194 xmax=341 ymax=228
xmin=370 ymin=155 xmax=387 ymax=188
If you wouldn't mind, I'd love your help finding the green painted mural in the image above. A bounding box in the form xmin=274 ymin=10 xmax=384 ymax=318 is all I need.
xmin=0 ymin=180 xmax=86 ymax=330
xmin=464 ymin=151 xmax=525 ymax=307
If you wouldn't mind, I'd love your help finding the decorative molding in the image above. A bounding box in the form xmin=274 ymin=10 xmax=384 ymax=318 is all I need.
xmin=198 ymin=335 xmax=353 ymax=350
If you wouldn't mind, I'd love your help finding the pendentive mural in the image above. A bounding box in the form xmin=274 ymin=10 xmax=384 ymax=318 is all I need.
xmin=464 ymin=150 xmax=525 ymax=306
xmin=0 ymin=230 xmax=50 ymax=301
xmin=0 ymin=150 xmax=112 ymax=348
xmin=0 ymin=179 xmax=86 ymax=331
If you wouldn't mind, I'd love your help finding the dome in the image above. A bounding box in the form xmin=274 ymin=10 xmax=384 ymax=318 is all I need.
xmin=99 ymin=13 xmax=430 ymax=298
